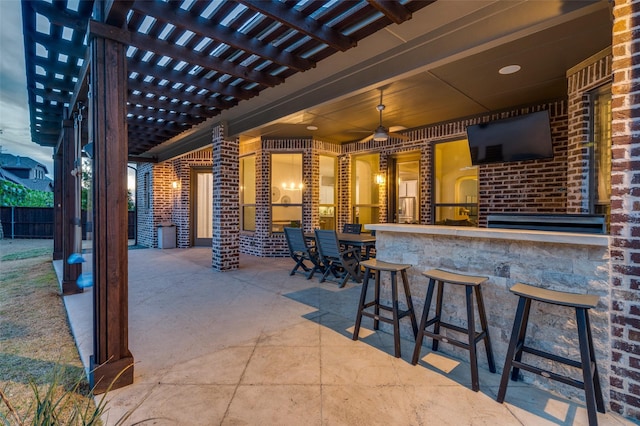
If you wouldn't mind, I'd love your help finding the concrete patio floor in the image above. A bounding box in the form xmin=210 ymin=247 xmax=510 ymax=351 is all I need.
xmin=58 ymin=247 xmax=635 ymax=425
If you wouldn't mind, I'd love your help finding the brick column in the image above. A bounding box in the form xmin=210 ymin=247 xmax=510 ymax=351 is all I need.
xmin=337 ymin=154 xmax=351 ymax=230
xmin=609 ymin=0 xmax=640 ymax=419
xmin=211 ymin=123 xmax=239 ymax=270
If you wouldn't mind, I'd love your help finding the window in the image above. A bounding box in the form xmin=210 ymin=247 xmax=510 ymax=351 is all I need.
xmin=389 ymin=153 xmax=420 ymax=224
xmin=240 ymin=155 xmax=256 ymax=231
xmin=433 ymin=140 xmax=478 ymax=226
xmin=271 ymin=153 xmax=303 ymax=232
xmin=590 ymin=86 xmax=611 ymax=227
xmin=352 ymin=153 xmax=380 ymax=226
xmin=319 ymin=155 xmax=336 ymax=230
xmin=143 ymin=172 xmax=150 ymax=210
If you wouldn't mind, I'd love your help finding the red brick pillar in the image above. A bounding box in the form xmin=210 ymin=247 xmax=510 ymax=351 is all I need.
xmin=609 ymin=0 xmax=640 ymax=419
xmin=211 ymin=123 xmax=239 ymax=271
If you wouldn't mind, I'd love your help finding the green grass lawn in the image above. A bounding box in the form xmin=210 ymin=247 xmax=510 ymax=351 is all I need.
xmin=0 ymin=239 xmax=98 ymax=425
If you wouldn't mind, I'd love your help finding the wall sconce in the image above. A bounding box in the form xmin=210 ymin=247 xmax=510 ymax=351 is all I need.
xmin=375 ymin=173 xmax=386 ymax=185
xmin=171 ymin=181 xmax=180 ymax=190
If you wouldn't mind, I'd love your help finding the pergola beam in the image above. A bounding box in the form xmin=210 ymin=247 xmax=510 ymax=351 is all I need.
xmin=236 ymin=0 xmax=355 ymax=52
xmin=88 ymin=20 xmax=283 ymax=87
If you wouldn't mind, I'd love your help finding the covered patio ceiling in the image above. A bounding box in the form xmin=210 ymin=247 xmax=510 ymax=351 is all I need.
xmin=22 ymin=0 xmax=612 ymax=162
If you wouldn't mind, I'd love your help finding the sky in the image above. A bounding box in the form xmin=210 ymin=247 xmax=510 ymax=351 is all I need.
xmin=0 ymin=0 xmax=55 ymax=177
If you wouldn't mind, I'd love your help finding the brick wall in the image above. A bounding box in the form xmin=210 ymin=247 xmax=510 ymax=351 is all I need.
xmin=566 ymin=48 xmax=613 ymax=213
xmin=238 ymin=138 xmax=341 ymax=257
xmin=171 ymin=150 xmax=213 ymax=248
xmin=608 ymin=0 xmax=640 ymax=419
xmin=136 ymin=162 xmax=176 ymax=248
xmin=136 ymin=151 xmax=212 ymax=248
xmin=477 ymin=102 xmax=569 ymax=225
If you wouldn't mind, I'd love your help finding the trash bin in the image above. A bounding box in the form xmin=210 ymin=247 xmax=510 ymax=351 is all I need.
xmin=157 ymin=223 xmax=176 ymax=249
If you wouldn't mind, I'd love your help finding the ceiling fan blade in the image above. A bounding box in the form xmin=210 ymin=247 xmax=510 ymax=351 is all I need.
xmin=389 ymin=132 xmax=410 ymax=141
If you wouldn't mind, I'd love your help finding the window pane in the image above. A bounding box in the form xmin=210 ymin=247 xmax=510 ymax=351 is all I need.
xmin=243 ymin=206 xmax=256 ymax=232
xmin=352 ymin=153 xmax=380 ymax=226
xmin=240 ymin=155 xmax=256 ymax=231
xmin=241 ymin=156 xmax=256 ymax=204
xmin=353 ymin=154 xmax=380 ymax=205
xmin=271 ymin=153 xmax=303 ymax=204
xmin=433 ymin=140 xmax=478 ymax=225
xmin=272 ymin=206 xmax=302 ymax=232
xmin=594 ymin=92 xmax=611 ymax=205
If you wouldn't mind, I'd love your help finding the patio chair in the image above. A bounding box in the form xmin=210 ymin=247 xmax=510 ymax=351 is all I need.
xmin=284 ymin=227 xmax=323 ymax=279
xmin=342 ymin=223 xmax=362 ymax=234
xmin=314 ymin=229 xmax=362 ymax=288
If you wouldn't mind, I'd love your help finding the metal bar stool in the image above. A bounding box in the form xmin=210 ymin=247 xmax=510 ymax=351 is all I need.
xmin=411 ymin=269 xmax=496 ymax=392
xmin=497 ymin=283 xmax=604 ymax=426
xmin=352 ymin=259 xmax=418 ymax=358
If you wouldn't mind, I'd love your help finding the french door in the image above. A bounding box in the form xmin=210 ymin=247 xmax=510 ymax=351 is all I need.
xmin=192 ymin=168 xmax=213 ymax=246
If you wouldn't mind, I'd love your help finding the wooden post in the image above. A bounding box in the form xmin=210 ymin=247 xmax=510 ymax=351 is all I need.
xmin=89 ymin=22 xmax=134 ymax=393
xmin=53 ymin=150 xmax=63 ymax=260
xmin=61 ymin=119 xmax=81 ymax=294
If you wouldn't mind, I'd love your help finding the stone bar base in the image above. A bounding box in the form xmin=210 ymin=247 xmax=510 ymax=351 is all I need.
xmin=367 ymin=224 xmax=610 ymax=402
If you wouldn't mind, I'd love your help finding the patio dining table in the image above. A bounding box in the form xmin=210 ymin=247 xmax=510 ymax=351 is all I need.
xmin=305 ymin=231 xmax=376 ymax=260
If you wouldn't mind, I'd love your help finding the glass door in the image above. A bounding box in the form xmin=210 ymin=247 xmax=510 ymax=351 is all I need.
xmin=193 ymin=169 xmax=213 ymax=246
xmin=392 ymin=155 xmax=420 ymax=224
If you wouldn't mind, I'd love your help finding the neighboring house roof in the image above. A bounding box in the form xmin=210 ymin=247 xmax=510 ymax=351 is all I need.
xmin=0 ymin=153 xmax=49 ymax=174
xmin=0 ymin=154 xmax=53 ymax=192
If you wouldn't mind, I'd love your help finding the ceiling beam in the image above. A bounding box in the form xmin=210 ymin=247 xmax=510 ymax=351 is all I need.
xmin=236 ymin=0 xmax=355 ymax=52
xmin=366 ymin=0 xmax=413 ymax=25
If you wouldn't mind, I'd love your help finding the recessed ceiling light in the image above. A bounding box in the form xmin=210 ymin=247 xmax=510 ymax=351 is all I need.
xmin=499 ymin=65 xmax=521 ymax=75
xmin=306 ymin=125 xmax=318 ymax=131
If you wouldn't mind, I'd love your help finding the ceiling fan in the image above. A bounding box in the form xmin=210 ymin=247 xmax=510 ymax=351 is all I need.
xmin=358 ymin=90 xmax=409 ymax=143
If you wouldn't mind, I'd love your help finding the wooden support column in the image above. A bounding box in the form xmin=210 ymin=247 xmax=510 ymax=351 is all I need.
xmin=211 ymin=123 xmax=239 ymax=271
xmin=53 ymin=150 xmax=63 ymax=260
xmin=61 ymin=119 xmax=81 ymax=294
xmin=89 ymin=25 xmax=133 ymax=393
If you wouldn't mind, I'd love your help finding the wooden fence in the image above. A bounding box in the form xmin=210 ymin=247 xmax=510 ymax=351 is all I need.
xmin=0 ymin=207 xmax=136 ymax=240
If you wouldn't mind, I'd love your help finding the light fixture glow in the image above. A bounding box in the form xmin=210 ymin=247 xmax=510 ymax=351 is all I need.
xmin=306 ymin=125 xmax=318 ymax=131
xmin=499 ymin=64 xmax=521 ymax=75
xmin=375 ymin=173 xmax=385 ymax=185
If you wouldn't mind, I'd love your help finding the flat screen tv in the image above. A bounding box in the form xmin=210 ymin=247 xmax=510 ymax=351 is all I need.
xmin=466 ymin=110 xmax=554 ymax=165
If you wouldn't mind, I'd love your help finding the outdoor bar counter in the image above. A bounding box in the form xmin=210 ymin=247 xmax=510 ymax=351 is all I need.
xmin=366 ymin=223 xmax=610 ymax=397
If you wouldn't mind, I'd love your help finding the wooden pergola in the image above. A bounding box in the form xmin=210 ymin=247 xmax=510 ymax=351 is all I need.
xmin=21 ymin=0 xmax=432 ymax=392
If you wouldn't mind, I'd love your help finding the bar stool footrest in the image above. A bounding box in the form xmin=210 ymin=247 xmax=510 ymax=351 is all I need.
xmin=511 ymin=359 xmax=589 ymax=390
xmin=422 ymin=321 xmax=488 ymax=350
xmin=520 ymin=345 xmax=583 ymax=370
xmin=361 ymin=306 xmax=414 ymax=325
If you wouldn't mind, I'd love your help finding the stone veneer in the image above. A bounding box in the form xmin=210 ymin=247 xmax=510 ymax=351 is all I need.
xmin=371 ymin=225 xmax=610 ymax=402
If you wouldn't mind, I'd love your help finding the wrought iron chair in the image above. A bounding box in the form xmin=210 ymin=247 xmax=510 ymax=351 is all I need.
xmin=284 ymin=227 xmax=323 ymax=280
xmin=314 ymin=229 xmax=362 ymax=288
